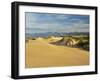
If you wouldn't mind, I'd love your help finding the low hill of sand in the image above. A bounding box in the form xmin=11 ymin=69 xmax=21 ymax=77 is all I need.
xmin=25 ymin=38 xmax=89 ymax=68
xmin=35 ymin=37 xmax=44 ymax=40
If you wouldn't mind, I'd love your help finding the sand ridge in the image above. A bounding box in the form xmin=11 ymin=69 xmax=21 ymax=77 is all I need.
xmin=25 ymin=38 xmax=89 ymax=68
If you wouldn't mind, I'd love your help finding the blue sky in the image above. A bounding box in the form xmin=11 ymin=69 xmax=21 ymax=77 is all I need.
xmin=25 ymin=12 xmax=89 ymax=34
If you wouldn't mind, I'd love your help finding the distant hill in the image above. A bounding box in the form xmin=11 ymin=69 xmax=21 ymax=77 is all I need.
xmin=26 ymin=32 xmax=89 ymax=38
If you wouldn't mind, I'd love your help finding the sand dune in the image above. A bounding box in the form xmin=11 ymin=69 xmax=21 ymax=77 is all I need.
xmin=25 ymin=38 xmax=89 ymax=68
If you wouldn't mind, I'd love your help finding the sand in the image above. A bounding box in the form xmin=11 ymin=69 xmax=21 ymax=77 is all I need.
xmin=25 ymin=38 xmax=89 ymax=68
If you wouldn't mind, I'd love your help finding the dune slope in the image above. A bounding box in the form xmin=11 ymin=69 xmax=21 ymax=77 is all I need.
xmin=25 ymin=39 xmax=89 ymax=68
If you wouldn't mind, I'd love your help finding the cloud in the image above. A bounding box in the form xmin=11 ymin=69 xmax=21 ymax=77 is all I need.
xmin=25 ymin=12 xmax=89 ymax=34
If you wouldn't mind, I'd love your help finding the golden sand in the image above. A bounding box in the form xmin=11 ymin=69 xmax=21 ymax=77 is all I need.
xmin=25 ymin=38 xmax=89 ymax=68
